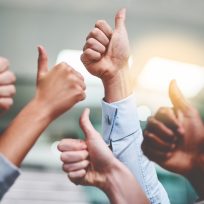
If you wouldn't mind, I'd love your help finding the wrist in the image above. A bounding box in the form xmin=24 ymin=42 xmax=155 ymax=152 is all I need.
xmin=30 ymin=97 xmax=54 ymax=124
xmin=100 ymin=158 xmax=124 ymax=200
xmin=0 ymin=97 xmax=54 ymax=167
xmin=102 ymin=66 xmax=133 ymax=103
xmin=97 ymin=158 xmax=149 ymax=204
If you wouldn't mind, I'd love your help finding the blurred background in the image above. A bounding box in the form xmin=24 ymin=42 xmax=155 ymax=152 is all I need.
xmin=0 ymin=0 xmax=204 ymax=203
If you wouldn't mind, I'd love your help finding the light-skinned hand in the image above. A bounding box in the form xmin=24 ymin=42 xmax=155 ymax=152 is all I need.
xmin=81 ymin=9 xmax=132 ymax=103
xmin=0 ymin=57 xmax=16 ymax=110
xmin=35 ymin=46 xmax=86 ymax=120
xmin=58 ymin=108 xmax=149 ymax=204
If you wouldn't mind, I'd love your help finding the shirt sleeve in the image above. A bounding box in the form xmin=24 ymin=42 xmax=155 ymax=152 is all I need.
xmin=102 ymin=93 xmax=170 ymax=204
xmin=0 ymin=154 xmax=20 ymax=200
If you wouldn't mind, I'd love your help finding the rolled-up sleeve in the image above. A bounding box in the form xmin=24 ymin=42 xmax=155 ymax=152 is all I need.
xmin=0 ymin=154 xmax=20 ymax=200
xmin=102 ymin=94 xmax=170 ymax=204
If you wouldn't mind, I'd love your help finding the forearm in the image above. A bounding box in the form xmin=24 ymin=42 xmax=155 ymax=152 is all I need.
xmin=188 ymin=160 xmax=204 ymax=199
xmin=102 ymin=94 xmax=170 ymax=203
xmin=102 ymin=159 xmax=149 ymax=204
xmin=0 ymin=98 xmax=52 ymax=167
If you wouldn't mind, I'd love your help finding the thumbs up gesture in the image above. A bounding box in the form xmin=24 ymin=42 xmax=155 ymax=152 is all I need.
xmin=58 ymin=108 xmax=116 ymax=186
xmin=142 ymin=80 xmax=204 ymax=197
xmin=81 ymin=8 xmax=129 ymax=82
xmin=81 ymin=9 xmax=132 ymax=102
xmin=58 ymin=109 xmax=149 ymax=204
xmin=35 ymin=46 xmax=86 ymax=120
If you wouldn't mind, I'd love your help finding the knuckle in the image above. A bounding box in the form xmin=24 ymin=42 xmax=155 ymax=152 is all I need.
xmin=62 ymin=164 xmax=68 ymax=172
xmin=60 ymin=153 xmax=67 ymax=162
xmin=76 ymin=91 xmax=85 ymax=101
xmin=80 ymin=151 xmax=87 ymax=161
xmin=61 ymin=138 xmax=67 ymax=143
xmin=81 ymin=93 xmax=86 ymax=100
xmin=95 ymin=20 xmax=105 ymax=28
xmin=60 ymin=139 xmax=67 ymax=147
xmin=60 ymin=62 xmax=68 ymax=67
xmin=91 ymin=28 xmax=99 ymax=37
xmin=0 ymin=57 xmax=9 ymax=67
xmin=158 ymin=107 xmax=167 ymax=114
xmin=147 ymin=116 xmax=154 ymax=124
xmin=80 ymin=54 xmax=84 ymax=62
xmin=82 ymin=160 xmax=88 ymax=168
xmin=60 ymin=153 xmax=64 ymax=161
xmin=7 ymin=98 xmax=13 ymax=107
xmin=12 ymin=73 xmax=16 ymax=82
xmin=58 ymin=139 xmax=68 ymax=149
xmin=3 ymin=104 xmax=12 ymax=110
xmin=84 ymin=48 xmax=92 ymax=56
xmin=7 ymin=71 xmax=16 ymax=82
xmin=58 ymin=62 xmax=71 ymax=72
xmin=11 ymin=85 xmax=16 ymax=94
xmin=86 ymin=38 xmax=95 ymax=46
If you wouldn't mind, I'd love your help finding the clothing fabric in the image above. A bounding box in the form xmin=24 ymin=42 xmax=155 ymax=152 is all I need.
xmin=0 ymin=154 xmax=20 ymax=200
xmin=102 ymin=94 xmax=170 ymax=204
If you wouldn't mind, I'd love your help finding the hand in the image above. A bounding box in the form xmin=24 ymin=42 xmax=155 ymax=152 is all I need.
xmin=58 ymin=108 xmax=149 ymax=204
xmin=142 ymin=80 xmax=204 ymax=197
xmin=81 ymin=9 xmax=131 ymax=102
xmin=81 ymin=8 xmax=129 ymax=83
xmin=58 ymin=108 xmax=118 ymax=187
xmin=0 ymin=57 xmax=16 ymax=110
xmin=35 ymin=46 xmax=86 ymax=120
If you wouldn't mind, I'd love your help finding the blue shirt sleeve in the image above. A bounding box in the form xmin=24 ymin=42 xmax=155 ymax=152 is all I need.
xmin=0 ymin=154 xmax=20 ymax=200
xmin=101 ymin=94 xmax=170 ymax=204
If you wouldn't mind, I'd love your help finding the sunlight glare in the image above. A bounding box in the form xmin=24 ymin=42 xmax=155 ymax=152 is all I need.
xmin=138 ymin=57 xmax=204 ymax=98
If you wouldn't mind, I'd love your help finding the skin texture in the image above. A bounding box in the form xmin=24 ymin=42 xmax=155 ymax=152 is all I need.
xmin=81 ymin=8 xmax=132 ymax=103
xmin=0 ymin=57 xmax=16 ymax=110
xmin=69 ymin=9 xmax=149 ymax=203
xmin=0 ymin=46 xmax=86 ymax=167
xmin=142 ymin=80 xmax=204 ymax=199
xmin=58 ymin=108 xmax=149 ymax=204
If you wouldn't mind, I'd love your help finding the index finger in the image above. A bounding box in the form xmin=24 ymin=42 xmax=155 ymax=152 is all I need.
xmin=95 ymin=20 xmax=113 ymax=39
xmin=58 ymin=139 xmax=87 ymax=152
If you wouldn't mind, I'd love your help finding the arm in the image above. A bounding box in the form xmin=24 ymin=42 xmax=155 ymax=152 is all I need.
xmin=81 ymin=9 xmax=169 ymax=203
xmin=142 ymin=80 xmax=204 ymax=199
xmin=102 ymin=94 xmax=170 ymax=204
xmin=0 ymin=57 xmax=17 ymax=199
xmin=0 ymin=98 xmax=52 ymax=166
xmin=0 ymin=46 xmax=85 ymax=196
xmin=0 ymin=154 xmax=19 ymax=199
xmin=58 ymin=108 xmax=149 ymax=204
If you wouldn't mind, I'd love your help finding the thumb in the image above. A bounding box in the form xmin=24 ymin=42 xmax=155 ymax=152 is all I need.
xmin=115 ymin=8 xmax=126 ymax=30
xmin=80 ymin=108 xmax=99 ymax=140
xmin=169 ymin=80 xmax=190 ymax=113
xmin=37 ymin=45 xmax=48 ymax=79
